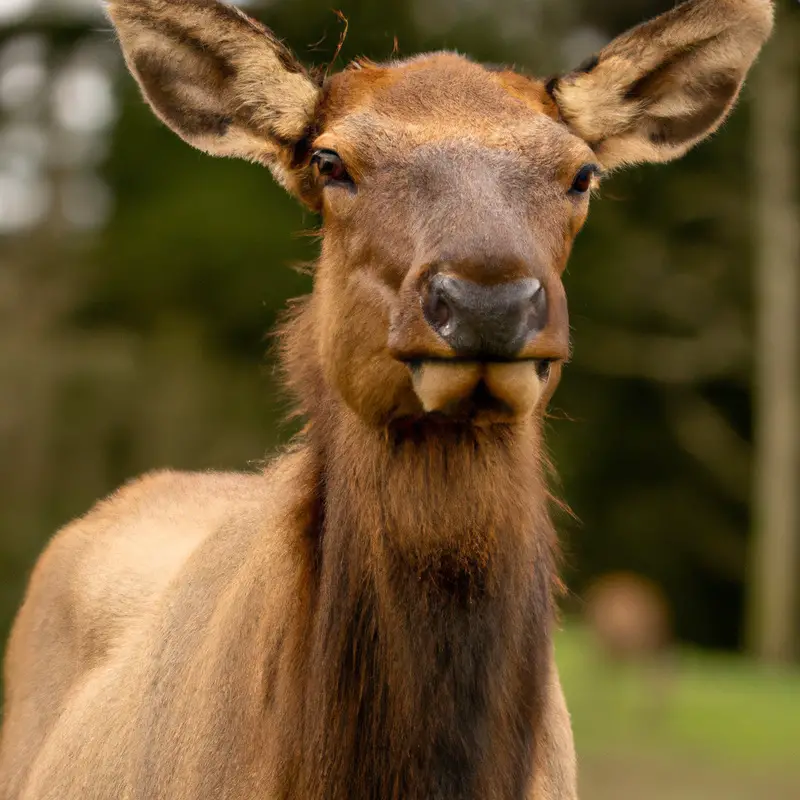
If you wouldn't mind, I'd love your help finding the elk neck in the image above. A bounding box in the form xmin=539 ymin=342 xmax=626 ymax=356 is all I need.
xmin=282 ymin=311 xmax=558 ymax=799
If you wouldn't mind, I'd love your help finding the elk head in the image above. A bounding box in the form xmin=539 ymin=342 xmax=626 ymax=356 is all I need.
xmin=107 ymin=0 xmax=773 ymax=428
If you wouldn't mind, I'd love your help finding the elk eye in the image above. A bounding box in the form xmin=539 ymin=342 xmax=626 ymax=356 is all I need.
xmin=569 ymin=164 xmax=598 ymax=195
xmin=311 ymin=149 xmax=351 ymax=183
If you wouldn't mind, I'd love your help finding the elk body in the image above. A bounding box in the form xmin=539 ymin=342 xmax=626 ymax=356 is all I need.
xmin=0 ymin=1 xmax=773 ymax=798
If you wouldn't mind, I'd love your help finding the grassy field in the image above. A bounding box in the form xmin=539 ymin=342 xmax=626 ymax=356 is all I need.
xmin=555 ymin=625 xmax=800 ymax=799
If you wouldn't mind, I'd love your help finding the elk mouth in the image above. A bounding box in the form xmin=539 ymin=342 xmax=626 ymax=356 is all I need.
xmin=406 ymin=359 xmax=546 ymax=420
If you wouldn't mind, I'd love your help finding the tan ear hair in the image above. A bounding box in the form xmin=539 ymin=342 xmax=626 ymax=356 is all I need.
xmin=106 ymin=0 xmax=321 ymax=193
xmin=549 ymin=0 xmax=774 ymax=169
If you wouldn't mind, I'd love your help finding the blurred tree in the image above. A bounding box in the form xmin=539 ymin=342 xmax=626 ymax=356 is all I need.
xmin=747 ymin=2 xmax=800 ymax=665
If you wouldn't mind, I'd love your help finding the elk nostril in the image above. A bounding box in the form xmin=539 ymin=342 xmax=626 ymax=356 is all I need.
xmin=432 ymin=296 xmax=451 ymax=329
xmin=527 ymin=283 xmax=548 ymax=333
xmin=425 ymin=285 xmax=454 ymax=335
xmin=519 ymin=285 xmax=543 ymax=338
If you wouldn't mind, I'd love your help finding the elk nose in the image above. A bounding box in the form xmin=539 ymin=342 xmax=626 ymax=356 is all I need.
xmin=423 ymin=274 xmax=547 ymax=360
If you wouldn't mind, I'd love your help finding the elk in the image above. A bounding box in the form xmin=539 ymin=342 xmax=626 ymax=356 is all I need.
xmin=0 ymin=1 xmax=773 ymax=798
xmin=584 ymin=573 xmax=672 ymax=664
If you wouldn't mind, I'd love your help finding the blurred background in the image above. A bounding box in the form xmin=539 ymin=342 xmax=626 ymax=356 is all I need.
xmin=1 ymin=0 xmax=798 ymax=796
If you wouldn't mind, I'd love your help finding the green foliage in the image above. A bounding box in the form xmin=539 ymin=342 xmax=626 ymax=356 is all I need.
xmin=557 ymin=624 xmax=800 ymax=798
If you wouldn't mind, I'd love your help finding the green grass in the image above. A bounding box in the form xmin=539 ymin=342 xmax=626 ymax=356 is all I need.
xmin=555 ymin=624 xmax=800 ymax=799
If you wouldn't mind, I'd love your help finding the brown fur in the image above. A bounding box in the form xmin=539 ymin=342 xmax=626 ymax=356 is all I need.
xmin=0 ymin=1 xmax=773 ymax=798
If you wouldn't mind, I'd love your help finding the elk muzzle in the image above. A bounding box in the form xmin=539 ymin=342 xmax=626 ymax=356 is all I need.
xmin=423 ymin=274 xmax=547 ymax=360
xmin=388 ymin=266 xmax=567 ymax=421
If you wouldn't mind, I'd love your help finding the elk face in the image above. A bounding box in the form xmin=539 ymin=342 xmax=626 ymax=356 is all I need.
xmin=108 ymin=0 xmax=774 ymax=428
xmin=308 ymin=57 xmax=585 ymax=426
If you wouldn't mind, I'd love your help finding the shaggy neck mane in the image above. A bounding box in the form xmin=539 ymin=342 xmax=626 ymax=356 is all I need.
xmin=280 ymin=302 xmax=558 ymax=800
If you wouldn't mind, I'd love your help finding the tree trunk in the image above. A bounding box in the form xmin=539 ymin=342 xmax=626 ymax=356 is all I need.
xmin=747 ymin=7 xmax=800 ymax=665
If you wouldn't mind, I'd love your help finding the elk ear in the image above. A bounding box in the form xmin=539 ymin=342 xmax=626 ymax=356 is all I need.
xmin=106 ymin=0 xmax=321 ymax=195
xmin=548 ymin=0 xmax=774 ymax=169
